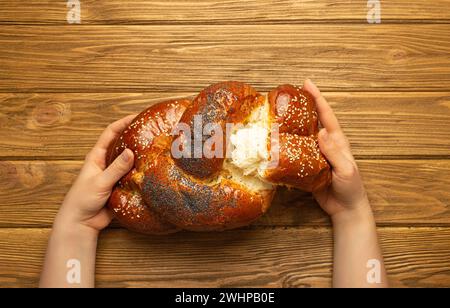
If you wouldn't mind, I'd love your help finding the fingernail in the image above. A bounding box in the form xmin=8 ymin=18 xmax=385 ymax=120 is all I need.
xmin=121 ymin=149 xmax=132 ymax=163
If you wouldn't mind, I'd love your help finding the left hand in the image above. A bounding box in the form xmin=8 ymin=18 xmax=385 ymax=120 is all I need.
xmin=55 ymin=115 xmax=136 ymax=233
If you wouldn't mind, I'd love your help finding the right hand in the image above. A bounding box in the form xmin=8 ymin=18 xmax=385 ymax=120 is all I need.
xmin=303 ymin=79 xmax=370 ymax=218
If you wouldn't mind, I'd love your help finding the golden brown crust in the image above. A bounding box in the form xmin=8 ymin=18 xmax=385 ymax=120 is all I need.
xmin=142 ymin=153 xmax=275 ymax=231
xmin=263 ymin=134 xmax=331 ymax=192
xmin=108 ymin=186 xmax=180 ymax=235
xmin=107 ymin=93 xmax=273 ymax=234
xmin=268 ymin=84 xmax=319 ymax=136
xmin=264 ymin=85 xmax=332 ymax=191
xmin=107 ymin=99 xmax=191 ymax=235
xmin=107 ymin=98 xmax=192 ymax=169
xmin=174 ymin=81 xmax=264 ymax=179
xmin=107 ymin=82 xmax=331 ymax=235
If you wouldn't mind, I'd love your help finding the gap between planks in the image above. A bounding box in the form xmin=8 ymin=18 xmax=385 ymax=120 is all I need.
xmin=2 ymin=156 xmax=450 ymax=162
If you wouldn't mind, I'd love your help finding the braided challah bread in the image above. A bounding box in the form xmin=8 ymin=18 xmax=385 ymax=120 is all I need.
xmin=107 ymin=81 xmax=331 ymax=234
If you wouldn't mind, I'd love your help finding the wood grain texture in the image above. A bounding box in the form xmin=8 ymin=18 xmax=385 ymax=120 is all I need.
xmin=0 ymin=227 xmax=449 ymax=287
xmin=1 ymin=0 xmax=449 ymax=289
xmin=1 ymin=25 xmax=450 ymax=92
xmin=0 ymin=160 xmax=448 ymax=228
xmin=0 ymin=92 xmax=449 ymax=159
xmin=1 ymin=1 xmax=450 ymax=24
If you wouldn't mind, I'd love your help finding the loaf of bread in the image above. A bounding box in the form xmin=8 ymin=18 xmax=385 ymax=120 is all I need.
xmin=107 ymin=81 xmax=331 ymax=234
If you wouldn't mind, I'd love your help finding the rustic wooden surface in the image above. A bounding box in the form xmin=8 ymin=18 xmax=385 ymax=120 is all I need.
xmin=0 ymin=1 xmax=449 ymax=288
xmin=1 ymin=25 xmax=450 ymax=92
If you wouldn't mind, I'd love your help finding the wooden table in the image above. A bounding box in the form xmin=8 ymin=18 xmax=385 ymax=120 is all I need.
xmin=0 ymin=1 xmax=449 ymax=288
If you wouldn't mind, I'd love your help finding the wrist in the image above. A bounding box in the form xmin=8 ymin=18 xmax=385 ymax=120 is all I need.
xmin=331 ymin=198 xmax=373 ymax=228
xmin=53 ymin=211 xmax=100 ymax=242
xmin=44 ymin=210 xmax=99 ymax=288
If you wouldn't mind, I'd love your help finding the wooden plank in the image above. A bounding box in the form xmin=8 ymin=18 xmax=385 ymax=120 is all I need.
xmin=0 ymin=227 xmax=449 ymax=287
xmin=1 ymin=25 xmax=450 ymax=92
xmin=0 ymin=92 xmax=449 ymax=159
xmin=0 ymin=1 xmax=450 ymax=24
xmin=0 ymin=160 xmax=449 ymax=228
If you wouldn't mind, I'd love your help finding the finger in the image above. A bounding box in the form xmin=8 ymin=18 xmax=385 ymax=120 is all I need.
xmin=303 ymin=79 xmax=341 ymax=133
xmin=318 ymin=129 xmax=354 ymax=175
xmin=94 ymin=114 xmax=137 ymax=152
xmin=84 ymin=208 xmax=114 ymax=231
xmin=96 ymin=208 xmax=114 ymax=225
xmin=331 ymin=131 xmax=354 ymax=161
xmin=98 ymin=148 xmax=134 ymax=189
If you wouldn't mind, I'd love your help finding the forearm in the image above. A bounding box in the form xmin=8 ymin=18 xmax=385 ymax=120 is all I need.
xmin=331 ymin=201 xmax=388 ymax=288
xmin=39 ymin=219 xmax=99 ymax=288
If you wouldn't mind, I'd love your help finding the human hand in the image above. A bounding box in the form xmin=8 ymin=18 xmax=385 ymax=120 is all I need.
xmin=40 ymin=115 xmax=136 ymax=288
xmin=54 ymin=115 xmax=136 ymax=235
xmin=303 ymin=80 xmax=370 ymax=219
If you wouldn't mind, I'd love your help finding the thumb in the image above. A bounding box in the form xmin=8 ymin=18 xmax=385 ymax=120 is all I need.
xmin=100 ymin=149 xmax=134 ymax=188
xmin=318 ymin=129 xmax=354 ymax=175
